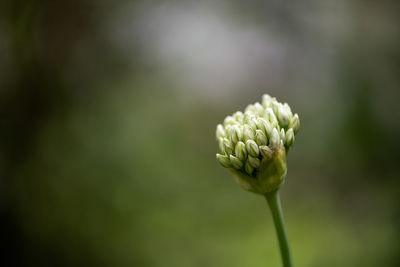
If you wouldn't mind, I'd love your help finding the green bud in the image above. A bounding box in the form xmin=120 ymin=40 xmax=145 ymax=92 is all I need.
xmin=262 ymin=94 xmax=273 ymax=107
xmin=280 ymin=128 xmax=286 ymax=141
xmin=230 ymin=125 xmax=243 ymax=144
xmin=230 ymin=155 xmax=243 ymax=169
xmin=248 ymin=155 xmax=260 ymax=168
xmin=259 ymin=145 xmax=273 ymax=159
xmin=284 ymin=103 xmax=293 ymax=117
xmin=223 ymin=138 xmax=233 ymax=155
xmin=255 ymin=129 xmax=268 ymax=146
xmin=216 ymin=154 xmax=231 ymax=168
xmin=254 ymin=102 xmax=264 ymax=115
xmin=216 ymin=124 xmax=225 ymax=139
xmin=269 ymin=128 xmax=280 ymax=149
xmin=266 ymin=108 xmax=278 ymax=125
xmin=246 ymin=140 xmax=260 ymax=157
xmin=235 ymin=141 xmax=247 ymax=161
xmin=285 ymin=128 xmax=294 ymax=147
xmin=245 ymin=161 xmax=254 ymax=175
xmin=243 ymin=125 xmax=255 ymax=141
xmin=289 ymin=113 xmax=300 ymax=134
xmin=248 ymin=117 xmax=259 ymax=130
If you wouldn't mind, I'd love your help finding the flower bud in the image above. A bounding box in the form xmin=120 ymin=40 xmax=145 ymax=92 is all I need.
xmin=216 ymin=154 xmax=231 ymax=168
xmin=216 ymin=124 xmax=225 ymax=139
xmin=248 ymin=155 xmax=260 ymax=168
xmin=245 ymin=161 xmax=254 ymax=175
xmin=218 ymin=137 xmax=225 ymax=153
xmin=262 ymin=94 xmax=272 ymax=107
xmin=223 ymin=116 xmax=236 ymax=126
xmin=285 ymin=128 xmax=294 ymax=147
xmin=223 ymin=138 xmax=233 ymax=155
xmin=243 ymin=125 xmax=255 ymax=141
xmin=247 ymin=117 xmax=259 ymax=130
xmin=235 ymin=141 xmax=247 ymax=161
xmin=259 ymin=145 xmax=273 ymax=159
xmin=255 ymin=130 xmax=268 ymax=146
xmin=289 ymin=113 xmax=300 ymax=134
xmin=230 ymin=125 xmax=243 ymax=144
xmin=233 ymin=111 xmax=244 ymax=122
xmin=277 ymin=104 xmax=290 ymax=127
xmin=254 ymin=102 xmax=264 ymax=115
xmin=269 ymin=128 xmax=280 ymax=149
xmin=230 ymin=155 xmax=243 ymax=169
xmin=246 ymin=140 xmax=259 ymax=157
xmin=266 ymin=108 xmax=278 ymax=125
xmin=259 ymin=118 xmax=272 ymax=137
xmin=280 ymin=128 xmax=286 ymax=141
xmin=284 ymin=103 xmax=293 ymax=117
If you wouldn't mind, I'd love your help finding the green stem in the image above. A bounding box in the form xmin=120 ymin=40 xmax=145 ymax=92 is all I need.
xmin=265 ymin=190 xmax=293 ymax=267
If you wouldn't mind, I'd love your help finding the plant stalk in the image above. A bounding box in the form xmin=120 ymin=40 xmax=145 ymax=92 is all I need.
xmin=265 ymin=190 xmax=293 ymax=267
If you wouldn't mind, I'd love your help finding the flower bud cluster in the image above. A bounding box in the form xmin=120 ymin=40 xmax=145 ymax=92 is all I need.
xmin=216 ymin=94 xmax=300 ymax=176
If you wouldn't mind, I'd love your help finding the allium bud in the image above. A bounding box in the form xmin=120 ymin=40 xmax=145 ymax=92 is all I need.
xmin=218 ymin=137 xmax=225 ymax=153
xmin=243 ymin=125 xmax=255 ymax=141
xmin=246 ymin=140 xmax=260 ymax=157
xmin=235 ymin=141 xmax=247 ymax=161
xmin=224 ymin=116 xmax=236 ymax=126
xmin=215 ymin=94 xmax=300 ymax=194
xmin=216 ymin=124 xmax=225 ymax=139
xmin=245 ymin=161 xmax=254 ymax=175
xmin=270 ymin=128 xmax=280 ymax=149
xmin=285 ymin=128 xmax=294 ymax=147
xmin=230 ymin=155 xmax=243 ymax=169
xmin=255 ymin=130 xmax=268 ymax=146
xmin=259 ymin=145 xmax=273 ymax=159
xmin=231 ymin=125 xmax=243 ymax=144
xmin=280 ymin=128 xmax=286 ymax=141
xmin=248 ymin=155 xmax=260 ymax=168
xmin=216 ymin=154 xmax=231 ymax=168
xmin=289 ymin=114 xmax=300 ymax=134
xmin=223 ymin=138 xmax=233 ymax=155
xmin=277 ymin=104 xmax=290 ymax=128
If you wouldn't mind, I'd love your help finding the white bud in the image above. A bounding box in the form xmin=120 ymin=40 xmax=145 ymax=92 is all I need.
xmin=269 ymin=128 xmax=280 ymax=149
xmin=284 ymin=103 xmax=293 ymax=117
xmin=289 ymin=113 xmax=300 ymax=134
xmin=246 ymin=140 xmax=260 ymax=157
xmin=266 ymin=108 xmax=278 ymax=125
xmin=230 ymin=125 xmax=243 ymax=144
xmin=230 ymin=155 xmax=243 ymax=169
xmin=245 ymin=161 xmax=254 ymax=175
xmin=233 ymin=111 xmax=244 ymax=122
xmin=243 ymin=125 xmax=255 ymax=141
xmin=259 ymin=118 xmax=272 ymax=136
xmin=216 ymin=154 xmax=231 ymax=168
xmin=285 ymin=128 xmax=294 ymax=147
xmin=262 ymin=94 xmax=272 ymax=107
xmin=218 ymin=137 xmax=225 ymax=153
xmin=224 ymin=116 xmax=236 ymax=126
xmin=216 ymin=124 xmax=225 ymax=139
xmin=248 ymin=155 xmax=260 ymax=168
xmin=254 ymin=102 xmax=264 ymax=115
xmin=223 ymin=138 xmax=233 ymax=155
xmin=235 ymin=141 xmax=247 ymax=161
xmin=255 ymin=130 xmax=268 ymax=146
xmin=277 ymin=104 xmax=290 ymax=127
xmin=259 ymin=145 xmax=273 ymax=159
xmin=280 ymin=128 xmax=286 ymax=141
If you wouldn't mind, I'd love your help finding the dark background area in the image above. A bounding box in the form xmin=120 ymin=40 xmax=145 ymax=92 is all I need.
xmin=1 ymin=0 xmax=400 ymax=266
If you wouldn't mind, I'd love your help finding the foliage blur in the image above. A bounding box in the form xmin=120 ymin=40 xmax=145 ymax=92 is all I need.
xmin=1 ymin=0 xmax=400 ymax=266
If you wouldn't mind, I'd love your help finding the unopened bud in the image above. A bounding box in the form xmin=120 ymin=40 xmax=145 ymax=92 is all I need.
xmin=246 ymin=140 xmax=260 ymax=157
xmin=259 ymin=145 xmax=273 ymax=159
xmin=245 ymin=161 xmax=254 ymax=175
xmin=235 ymin=141 xmax=247 ymax=161
xmin=230 ymin=125 xmax=243 ymax=144
xmin=248 ymin=155 xmax=260 ymax=168
xmin=285 ymin=128 xmax=294 ymax=147
xmin=289 ymin=113 xmax=300 ymax=134
xmin=280 ymin=128 xmax=286 ymax=141
xmin=255 ymin=130 xmax=268 ymax=146
xmin=223 ymin=138 xmax=233 ymax=155
xmin=259 ymin=118 xmax=272 ymax=137
xmin=277 ymin=104 xmax=290 ymax=127
xmin=233 ymin=111 xmax=244 ymax=122
xmin=218 ymin=137 xmax=225 ymax=153
xmin=270 ymin=128 xmax=280 ymax=149
xmin=230 ymin=155 xmax=243 ymax=169
xmin=216 ymin=124 xmax=225 ymax=139
xmin=216 ymin=154 xmax=231 ymax=168
xmin=243 ymin=125 xmax=255 ymax=141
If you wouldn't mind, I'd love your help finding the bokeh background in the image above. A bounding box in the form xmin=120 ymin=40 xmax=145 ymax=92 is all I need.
xmin=1 ymin=0 xmax=400 ymax=266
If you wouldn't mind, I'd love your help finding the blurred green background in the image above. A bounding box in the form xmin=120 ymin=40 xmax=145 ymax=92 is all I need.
xmin=1 ymin=0 xmax=400 ymax=266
